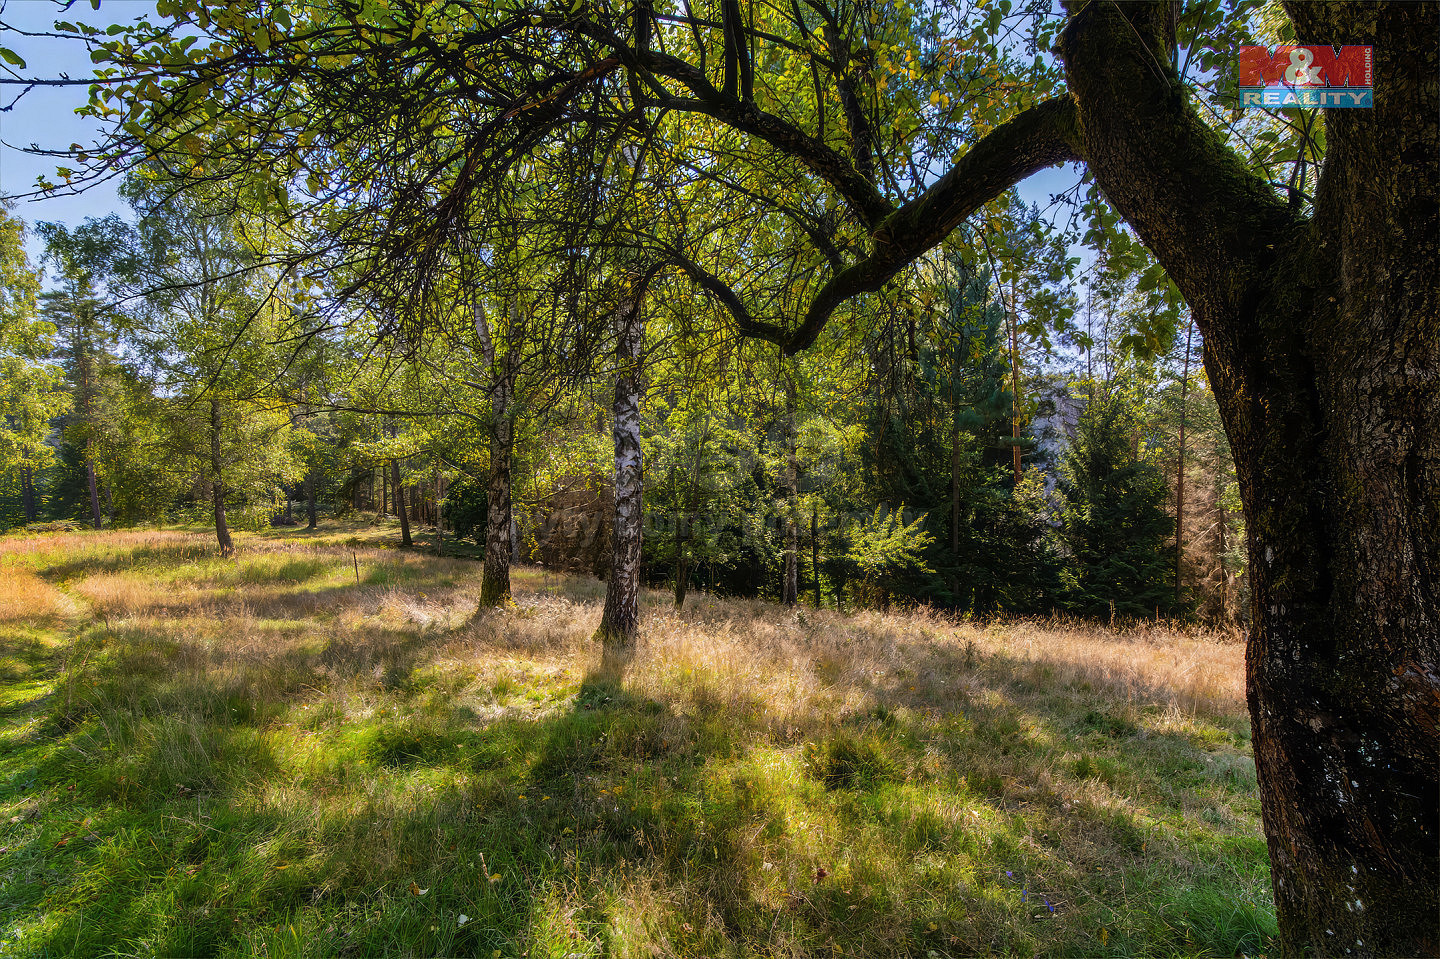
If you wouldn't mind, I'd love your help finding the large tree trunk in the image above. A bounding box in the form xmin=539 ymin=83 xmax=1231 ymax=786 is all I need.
xmin=209 ymin=399 xmax=233 ymax=557
xmin=479 ymin=389 xmax=515 ymax=607
xmin=1060 ymin=4 xmax=1439 ymax=953
xmin=595 ymin=282 xmax=648 ymax=649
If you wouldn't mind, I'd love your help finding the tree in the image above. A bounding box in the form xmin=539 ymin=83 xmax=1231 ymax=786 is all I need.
xmin=594 ymin=267 xmax=659 ymax=648
xmin=37 ymin=218 xmax=128 ymax=530
xmin=0 ymin=206 xmax=67 ymax=526
xmin=124 ymin=179 xmax=304 ymax=554
xmin=844 ymin=503 xmax=935 ymax=610
xmin=1057 ymin=391 xmax=1176 ymax=618
xmin=1053 ymin=10 xmax=1437 ymax=948
xmin=27 ymin=0 xmax=1436 ymax=948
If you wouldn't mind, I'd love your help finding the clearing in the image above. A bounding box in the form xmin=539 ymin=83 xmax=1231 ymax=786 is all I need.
xmin=0 ymin=524 xmax=1273 ymax=957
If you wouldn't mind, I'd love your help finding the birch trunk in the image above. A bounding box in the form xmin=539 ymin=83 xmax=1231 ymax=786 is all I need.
xmin=479 ymin=393 xmax=515 ymax=606
xmin=596 ymin=285 xmax=647 ymax=647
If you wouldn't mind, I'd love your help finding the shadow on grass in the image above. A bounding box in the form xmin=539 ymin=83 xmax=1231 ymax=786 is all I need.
xmin=1 ymin=555 xmax=1275 ymax=957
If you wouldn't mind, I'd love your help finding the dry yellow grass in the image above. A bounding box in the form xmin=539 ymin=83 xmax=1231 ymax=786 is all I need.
xmin=0 ymin=526 xmax=1270 ymax=957
xmin=0 ymin=567 xmax=74 ymax=623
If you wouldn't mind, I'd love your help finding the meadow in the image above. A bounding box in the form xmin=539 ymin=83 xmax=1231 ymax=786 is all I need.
xmin=0 ymin=524 xmax=1274 ymax=957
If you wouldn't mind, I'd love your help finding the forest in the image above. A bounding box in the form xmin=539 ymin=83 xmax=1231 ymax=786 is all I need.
xmin=0 ymin=193 xmax=1244 ymax=624
xmin=0 ymin=1 xmax=1434 ymax=957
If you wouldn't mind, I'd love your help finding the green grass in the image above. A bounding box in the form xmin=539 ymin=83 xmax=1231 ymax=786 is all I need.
xmin=0 ymin=523 xmax=1275 ymax=957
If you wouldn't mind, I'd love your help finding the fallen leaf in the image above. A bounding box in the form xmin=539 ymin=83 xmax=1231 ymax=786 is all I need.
xmin=458 ymin=914 xmax=470 ymax=926
xmin=813 ymin=866 xmax=829 ymax=882
xmin=408 ymin=882 xmax=429 ymax=895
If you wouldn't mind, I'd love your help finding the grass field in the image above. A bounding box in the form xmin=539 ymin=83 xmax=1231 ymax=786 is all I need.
xmin=0 ymin=523 xmax=1274 ymax=957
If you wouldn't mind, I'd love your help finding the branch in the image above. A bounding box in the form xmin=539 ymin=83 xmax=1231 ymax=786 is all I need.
xmin=666 ymin=251 xmax=790 ymax=342
xmin=783 ymin=95 xmax=1082 ymax=353
xmin=634 ymin=50 xmax=893 ymax=226
xmin=1056 ymin=1 xmax=1297 ymax=323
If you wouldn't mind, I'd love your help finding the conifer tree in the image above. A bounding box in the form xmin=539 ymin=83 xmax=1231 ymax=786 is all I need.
xmin=1057 ymin=392 xmax=1176 ymax=618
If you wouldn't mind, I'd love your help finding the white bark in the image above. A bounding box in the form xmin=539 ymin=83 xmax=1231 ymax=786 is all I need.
xmin=597 ymin=284 xmax=646 ymax=646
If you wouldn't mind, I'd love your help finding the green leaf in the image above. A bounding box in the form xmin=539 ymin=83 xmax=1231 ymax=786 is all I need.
xmin=0 ymin=47 xmax=26 ymax=69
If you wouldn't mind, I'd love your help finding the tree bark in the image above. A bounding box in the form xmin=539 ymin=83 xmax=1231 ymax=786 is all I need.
xmin=209 ymin=398 xmax=233 ymax=556
xmin=76 ymin=335 xmax=102 ymax=530
xmin=391 ymin=456 xmax=412 ymax=547
xmin=595 ymin=277 xmax=651 ymax=648
xmin=1057 ymin=4 xmax=1439 ymax=953
xmin=479 ymin=390 xmax=515 ymax=607
xmin=781 ymin=516 xmax=798 ymax=605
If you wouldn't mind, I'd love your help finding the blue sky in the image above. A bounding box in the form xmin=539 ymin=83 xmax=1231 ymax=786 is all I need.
xmin=1 ymin=0 xmax=1085 ymax=265
xmin=1 ymin=0 xmax=158 ymax=251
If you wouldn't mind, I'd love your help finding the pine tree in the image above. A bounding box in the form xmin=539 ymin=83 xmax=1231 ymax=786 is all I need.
xmin=1057 ymin=392 xmax=1177 ymax=618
